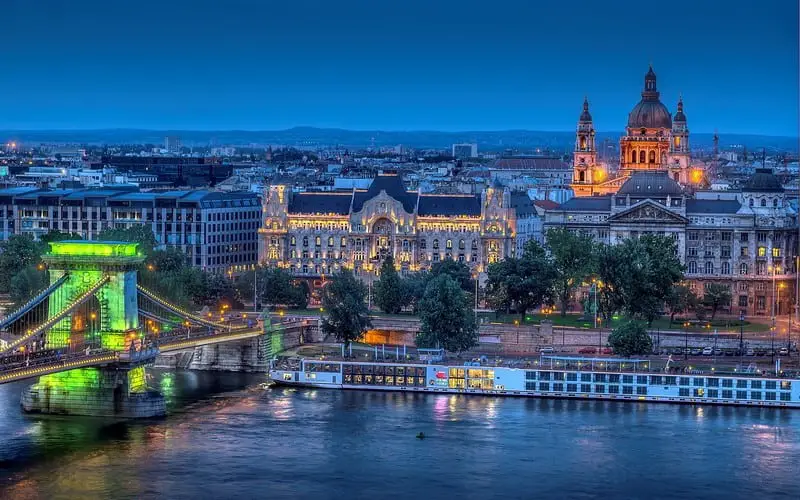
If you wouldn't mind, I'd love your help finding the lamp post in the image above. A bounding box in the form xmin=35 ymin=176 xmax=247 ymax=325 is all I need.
xmin=591 ymin=279 xmax=602 ymax=330
xmin=739 ymin=311 xmax=745 ymax=361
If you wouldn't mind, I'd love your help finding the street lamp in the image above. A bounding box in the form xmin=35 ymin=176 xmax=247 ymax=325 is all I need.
xmin=591 ymin=279 xmax=602 ymax=329
xmin=683 ymin=321 xmax=690 ymax=360
xmin=768 ymin=264 xmax=780 ymax=325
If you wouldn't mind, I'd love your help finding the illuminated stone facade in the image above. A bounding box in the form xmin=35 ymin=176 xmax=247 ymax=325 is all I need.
xmin=572 ymin=66 xmax=699 ymax=197
xmin=549 ymin=170 xmax=798 ymax=317
xmin=259 ymin=174 xmax=524 ymax=280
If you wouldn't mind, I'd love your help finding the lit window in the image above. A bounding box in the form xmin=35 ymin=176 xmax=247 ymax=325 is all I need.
xmin=757 ymin=247 xmax=766 ymax=257
xmin=772 ymin=248 xmax=780 ymax=258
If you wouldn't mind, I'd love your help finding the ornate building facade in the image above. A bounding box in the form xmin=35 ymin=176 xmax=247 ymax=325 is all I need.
xmin=259 ymin=174 xmax=529 ymax=283
xmin=572 ymin=66 xmax=699 ymax=197
xmin=548 ymin=170 xmax=798 ymax=317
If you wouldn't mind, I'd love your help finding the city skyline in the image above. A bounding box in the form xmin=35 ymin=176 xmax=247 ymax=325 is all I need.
xmin=1 ymin=0 xmax=798 ymax=135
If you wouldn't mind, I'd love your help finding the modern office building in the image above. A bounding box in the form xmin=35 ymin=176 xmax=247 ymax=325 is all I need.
xmin=0 ymin=187 xmax=261 ymax=275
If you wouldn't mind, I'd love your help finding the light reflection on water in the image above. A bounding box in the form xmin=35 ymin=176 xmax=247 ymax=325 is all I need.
xmin=0 ymin=371 xmax=798 ymax=500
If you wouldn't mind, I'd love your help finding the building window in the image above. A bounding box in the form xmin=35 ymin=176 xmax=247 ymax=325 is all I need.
xmin=420 ymin=239 xmax=427 ymax=249
xmin=459 ymin=239 xmax=465 ymax=250
xmin=688 ymin=232 xmax=699 ymax=241
xmin=472 ymin=240 xmax=478 ymax=250
xmin=649 ymin=150 xmax=656 ymax=163
xmin=315 ymin=236 xmax=321 ymax=247
xmin=631 ymin=150 xmax=637 ymax=163
xmin=341 ymin=237 xmax=347 ymax=248
xmin=721 ymin=246 xmax=731 ymax=258
xmin=639 ymin=151 xmax=646 ymax=163
xmin=328 ymin=237 xmax=334 ymax=247
xmin=740 ymin=247 xmax=749 ymax=257
xmin=433 ymin=239 xmax=439 ymax=249
xmin=749 ymin=199 xmax=754 ymax=207
xmin=739 ymin=263 xmax=748 ymax=275
xmin=302 ymin=237 xmax=309 ymax=247
xmin=756 ymin=296 xmax=766 ymax=310
xmin=760 ymin=199 xmax=766 ymax=207
xmin=772 ymin=247 xmax=781 ymax=258
xmin=758 ymin=247 xmax=766 ymax=257
xmin=446 ymin=239 xmax=452 ymax=249
xmin=721 ymin=262 xmax=730 ymax=275
xmin=721 ymin=232 xmax=732 ymax=241
xmin=740 ymin=233 xmax=749 ymax=242
xmin=687 ymin=261 xmax=697 ymax=274
xmin=290 ymin=236 xmax=296 ymax=246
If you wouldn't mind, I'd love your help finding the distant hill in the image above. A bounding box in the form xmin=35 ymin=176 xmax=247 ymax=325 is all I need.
xmin=0 ymin=127 xmax=796 ymax=152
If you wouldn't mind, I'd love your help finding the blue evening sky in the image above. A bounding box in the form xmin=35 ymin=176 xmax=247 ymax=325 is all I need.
xmin=1 ymin=0 xmax=797 ymax=135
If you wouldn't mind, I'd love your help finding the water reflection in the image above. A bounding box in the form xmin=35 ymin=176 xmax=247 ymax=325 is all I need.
xmin=0 ymin=376 xmax=799 ymax=499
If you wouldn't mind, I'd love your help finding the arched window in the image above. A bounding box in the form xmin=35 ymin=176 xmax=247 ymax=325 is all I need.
xmin=688 ymin=261 xmax=697 ymax=274
xmin=580 ymin=136 xmax=587 ymax=149
xmin=662 ymin=152 xmax=668 ymax=164
xmin=773 ymin=198 xmax=778 ymax=207
xmin=721 ymin=262 xmax=730 ymax=275
xmin=459 ymin=239 xmax=465 ymax=250
xmin=328 ymin=236 xmax=334 ymax=247
xmin=472 ymin=240 xmax=478 ymax=250
xmin=315 ymin=236 xmax=321 ymax=246
xmin=446 ymin=239 xmax=452 ymax=249
xmin=433 ymin=239 xmax=439 ymax=249
xmin=760 ymin=199 xmax=766 ymax=207
xmin=749 ymin=199 xmax=754 ymax=207
xmin=290 ymin=236 xmax=296 ymax=246
xmin=631 ymin=150 xmax=637 ymax=163
xmin=578 ymin=171 xmax=585 ymax=182
xmin=290 ymin=250 xmax=296 ymax=259
xmin=302 ymin=236 xmax=308 ymax=247
xmin=705 ymin=261 xmax=714 ymax=274
xmin=649 ymin=150 xmax=656 ymax=163
xmin=340 ymin=237 xmax=347 ymax=247
xmin=740 ymin=263 xmax=748 ymax=275
xmin=639 ymin=151 xmax=646 ymax=163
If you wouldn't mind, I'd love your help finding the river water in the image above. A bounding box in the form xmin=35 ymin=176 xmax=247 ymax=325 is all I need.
xmin=1 ymin=370 xmax=799 ymax=499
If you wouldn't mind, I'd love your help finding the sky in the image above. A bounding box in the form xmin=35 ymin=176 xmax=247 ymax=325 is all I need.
xmin=1 ymin=0 xmax=798 ymax=135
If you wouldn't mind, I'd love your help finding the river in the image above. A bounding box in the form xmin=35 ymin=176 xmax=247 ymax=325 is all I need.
xmin=1 ymin=369 xmax=799 ymax=499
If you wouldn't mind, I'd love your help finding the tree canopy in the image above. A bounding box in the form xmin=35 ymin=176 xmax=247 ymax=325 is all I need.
xmin=98 ymin=226 xmax=158 ymax=255
xmin=416 ymin=274 xmax=478 ymax=353
xmin=321 ymin=270 xmax=372 ymax=348
xmin=0 ymin=235 xmax=44 ymax=293
xmin=236 ymin=266 xmax=309 ymax=310
xmin=665 ymin=284 xmax=698 ymax=324
xmin=703 ymin=283 xmax=732 ymax=319
xmin=374 ymin=256 xmax=405 ymax=314
xmin=607 ymin=321 xmax=653 ymax=357
xmin=486 ymin=240 xmax=556 ymax=321
xmin=429 ymin=259 xmax=474 ymax=293
xmin=546 ymin=228 xmax=596 ymax=316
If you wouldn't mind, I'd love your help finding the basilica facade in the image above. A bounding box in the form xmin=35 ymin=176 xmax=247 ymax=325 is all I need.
xmin=548 ymin=170 xmax=798 ymax=317
xmin=571 ymin=66 xmax=696 ymax=197
xmin=259 ymin=174 xmax=527 ymax=283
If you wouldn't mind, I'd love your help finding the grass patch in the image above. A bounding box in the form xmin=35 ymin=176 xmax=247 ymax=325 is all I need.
xmin=477 ymin=312 xmax=771 ymax=333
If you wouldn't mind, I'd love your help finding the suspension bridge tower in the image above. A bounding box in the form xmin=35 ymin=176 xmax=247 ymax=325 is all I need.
xmin=22 ymin=241 xmax=165 ymax=418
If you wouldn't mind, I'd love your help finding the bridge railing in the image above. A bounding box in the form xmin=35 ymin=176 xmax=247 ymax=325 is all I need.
xmin=0 ymin=273 xmax=70 ymax=331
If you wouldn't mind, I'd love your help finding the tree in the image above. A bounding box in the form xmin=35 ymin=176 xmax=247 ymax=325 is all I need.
xmin=0 ymin=235 xmax=45 ymax=293
xmin=665 ymin=284 xmax=698 ymax=325
xmin=236 ymin=267 xmax=309 ymax=310
xmin=374 ymin=256 xmax=405 ymax=314
xmin=429 ymin=259 xmax=474 ymax=293
xmin=416 ymin=274 xmax=478 ymax=353
xmin=321 ymin=270 xmax=372 ymax=348
xmin=607 ymin=321 xmax=653 ymax=357
xmin=9 ymin=265 xmax=48 ymax=307
xmin=486 ymin=240 xmax=556 ymax=322
xmin=40 ymin=230 xmax=83 ymax=244
xmin=546 ymin=227 xmax=596 ymax=316
xmin=703 ymin=283 xmax=732 ymax=319
xmin=402 ymin=271 xmax=429 ymax=314
xmin=595 ymin=235 xmax=684 ymax=325
xmin=148 ymin=248 xmax=188 ymax=273
xmin=98 ymin=226 xmax=158 ymax=255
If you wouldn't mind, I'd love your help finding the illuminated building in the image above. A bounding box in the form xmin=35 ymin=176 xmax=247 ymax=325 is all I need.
xmin=259 ymin=174 xmax=528 ymax=283
xmin=547 ymin=169 xmax=798 ymax=317
xmin=0 ymin=187 xmax=260 ymax=275
xmin=571 ymin=66 xmax=702 ymax=197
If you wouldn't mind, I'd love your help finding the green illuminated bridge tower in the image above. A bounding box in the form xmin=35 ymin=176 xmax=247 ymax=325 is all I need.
xmin=21 ymin=241 xmax=166 ymax=418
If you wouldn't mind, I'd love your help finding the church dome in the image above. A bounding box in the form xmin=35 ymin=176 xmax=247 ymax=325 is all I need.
xmin=618 ymin=171 xmax=683 ymax=196
xmin=627 ymin=66 xmax=672 ymax=129
xmin=742 ymin=168 xmax=783 ymax=192
xmin=673 ymin=96 xmax=687 ymax=123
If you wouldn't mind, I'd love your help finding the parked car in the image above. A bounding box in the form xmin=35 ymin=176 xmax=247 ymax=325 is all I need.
xmin=539 ymin=346 xmax=555 ymax=354
xmin=713 ymin=348 xmax=724 ymax=356
xmin=701 ymin=347 xmax=713 ymax=356
xmin=778 ymin=347 xmax=789 ymax=356
xmin=578 ymin=347 xmax=597 ymax=354
xmin=601 ymin=347 xmax=613 ymax=355
xmin=746 ymin=348 xmax=755 ymax=356
xmin=691 ymin=348 xmax=702 ymax=356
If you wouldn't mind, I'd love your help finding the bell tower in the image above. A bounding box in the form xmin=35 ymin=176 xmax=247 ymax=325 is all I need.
xmin=571 ymin=97 xmax=600 ymax=197
xmin=669 ymin=95 xmax=691 ymax=183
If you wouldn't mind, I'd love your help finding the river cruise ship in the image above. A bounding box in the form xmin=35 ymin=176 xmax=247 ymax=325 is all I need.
xmin=269 ymin=356 xmax=800 ymax=409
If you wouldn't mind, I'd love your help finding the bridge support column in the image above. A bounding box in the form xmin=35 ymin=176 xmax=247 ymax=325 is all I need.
xmin=21 ymin=365 xmax=165 ymax=418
